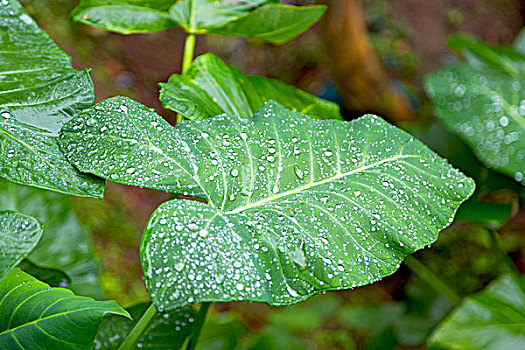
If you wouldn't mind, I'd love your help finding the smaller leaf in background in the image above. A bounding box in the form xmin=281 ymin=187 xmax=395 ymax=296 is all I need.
xmin=448 ymin=33 xmax=525 ymax=75
xmin=425 ymin=64 xmax=525 ymax=185
xmin=93 ymin=302 xmax=195 ymax=350
xmin=0 ymin=268 xmax=129 ymax=350
xmin=0 ymin=179 xmax=103 ymax=298
xmin=17 ymin=259 xmax=71 ymax=288
xmin=0 ymin=0 xmax=104 ymax=198
xmin=71 ymin=0 xmax=177 ymax=34
xmin=455 ymin=201 xmax=513 ymax=230
xmin=160 ymin=53 xmax=342 ymax=120
xmin=72 ymin=0 xmax=325 ymax=45
xmin=209 ymin=4 xmax=327 ymax=45
xmin=513 ymin=28 xmax=525 ymax=55
xmin=428 ymin=274 xmax=525 ymax=350
xmin=0 ymin=210 xmax=43 ymax=279
xmin=197 ymin=314 xmax=247 ymax=350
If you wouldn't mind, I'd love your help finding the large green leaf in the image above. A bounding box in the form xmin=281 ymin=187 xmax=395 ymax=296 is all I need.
xmin=72 ymin=1 xmax=325 ymax=44
xmin=0 ymin=211 xmax=43 ymax=279
xmin=92 ymin=302 xmax=195 ymax=349
xmin=425 ymin=65 xmax=525 ymax=184
xmin=59 ymin=97 xmax=474 ymax=311
xmin=0 ymin=179 xmax=103 ymax=298
xmin=428 ymin=274 xmax=525 ymax=350
xmin=159 ymin=53 xmax=342 ymax=121
xmin=0 ymin=0 xmax=104 ymax=198
xmin=0 ymin=268 xmax=129 ymax=349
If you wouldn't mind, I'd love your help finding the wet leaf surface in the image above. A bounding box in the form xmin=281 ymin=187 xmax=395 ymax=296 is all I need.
xmin=0 ymin=210 xmax=42 ymax=279
xmin=59 ymin=97 xmax=474 ymax=311
xmin=0 ymin=0 xmax=104 ymax=197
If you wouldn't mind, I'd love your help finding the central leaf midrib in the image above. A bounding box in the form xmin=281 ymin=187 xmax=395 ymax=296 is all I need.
xmin=226 ymin=153 xmax=425 ymax=214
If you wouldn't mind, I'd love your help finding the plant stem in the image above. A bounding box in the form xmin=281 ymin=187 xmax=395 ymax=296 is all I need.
xmin=186 ymin=302 xmax=211 ymax=350
xmin=176 ymin=32 xmax=196 ymax=126
xmin=404 ymin=255 xmax=462 ymax=306
xmin=118 ymin=303 xmax=157 ymax=350
xmin=487 ymin=229 xmax=518 ymax=274
xmin=182 ymin=33 xmax=196 ymax=74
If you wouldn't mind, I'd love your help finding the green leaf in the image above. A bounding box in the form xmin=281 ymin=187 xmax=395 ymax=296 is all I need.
xmin=159 ymin=53 xmax=342 ymax=121
xmin=0 ymin=268 xmax=130 ymax=349
xmin=71 ymin=0 xmax=178 ymax=34
xmin=0 ymin=0 xmax=104 ymax=198
xmin=425 ymin=64 xmax=525 ymax=184
xmin=0 ymin=211 xmax=43 ymax=279
xmin=17 ymin=259 xmax=71 ymax=288
xmin=59 ymin=97 xmax=475 ymax=311
xmin=448 ymin=33 xmax=525 ymax=75
xmin=513 ymin=28 xmax=525 ymax=55
xmin=0 ymin=179 xmax=103 ymax=298
xmin=72 ymin=1 xmax=325 ymax=44
xmin=428 ymin=274 xmax=525 ymax=350
xmin=205 ymin=4 xmax=327 ymax=45
xmin=92 ymin=302 xmax=195 ymax=350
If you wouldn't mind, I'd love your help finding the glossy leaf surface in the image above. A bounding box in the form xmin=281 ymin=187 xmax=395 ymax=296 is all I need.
xmin=0 ymin=0 xmax=104 ymax=197
xmin=160 ymin=53 xmax=342 ymax=121
xmin=71 ymin=0 xmax=177 ymax=34
xmin=425 ymin=65 xmax=525 ymax=184
xmin=59 ymin=97 xmax=474 ymax=311
xmin=204 ymin=4 xmax=326 ymax=44
xmin=0 ymin=268 xmax=129 ymax=349
xmin=0 ymin=179 xmax=103 ymax=298
xmin=93 ymin=303 xmax=195 ymax=349
xmin=72 ymin=0 xmax=324 ymax=44
xmin=428 ymin=274 xmax=525 ymax=350
xmin=0 ymin=211 xmax=42 ymax=279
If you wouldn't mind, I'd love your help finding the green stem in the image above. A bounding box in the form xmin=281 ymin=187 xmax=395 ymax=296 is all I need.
xmin=118 ymin=303 xmax=157 ymax=350
xmin=487 ymin=229 xmax=518 ymax=274
xmin=186 ymin=303 xmax=211 ymax=350
xmin=404 ymin=255 xmax=462 ymax=306
xmin=182 ymin=33 xmax=196 ymax=74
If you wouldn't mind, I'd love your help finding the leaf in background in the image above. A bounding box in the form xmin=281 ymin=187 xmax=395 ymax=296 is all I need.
xmin=17 ymin=259 xmax=71 ymax=288
xmin=455 ymin=201 xmax=513 ymax=230
xmin=0 ymin=210 xmax=43 ymax=279
xmin=71 ymin=0 xmax=178 ymax=34
xmin=92 ymin=302 xmax=195 ymax=350
xmin=160 ymin=53 xmax=342 ymax=121
xmin=425 ymin=65 xmax=525 ymax=185
xmin=205 ymin=4 xmax=327 ymax=45
xmin=0 ymin=179 xmax=103 ymax=298
xmin=72 ymin=1 xmax=325 ymax=44
xmin=59 ymin=97 xmax=474 ymax=311
xmin=0 ymin=269 xmax=129 ymax=349
xmin=448 ymin=33 xmax=525 ymax=75
xmin=428 ymin=274 xmax=525 ymax=350
xmin=0 ymin=0 xmax=104 ymax=198
xmin=513 ymin=28 xmax=525 ymax=55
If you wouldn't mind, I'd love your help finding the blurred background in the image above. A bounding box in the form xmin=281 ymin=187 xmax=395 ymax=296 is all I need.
xmin=16 ymin=0 xmax=525 ymax=348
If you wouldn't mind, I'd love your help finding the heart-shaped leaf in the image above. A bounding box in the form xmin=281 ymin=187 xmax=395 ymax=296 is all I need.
xmin=0 ymin=211 xmax=43 ymax=279
xmin=93 ymin=302 xmax=195 ymax=350
xmin=425 ymin=64 xmax=525 ymax=184
xmin=159 ymin=53 xmax=342 ymax=121
xmin=59 ymin=97 xmax=475 ymax=311
xmin=0 ymin=0 xmax=104 ymax=198
xmin=0 ymin=179 xmax=103 ymax=298
xmin=0 ymin=268 xmax=129 ymax=349
xmin=428 ymin=274 xmax=525 ymax=350
xmin=72 ymin=1 xmax=325 ymax=44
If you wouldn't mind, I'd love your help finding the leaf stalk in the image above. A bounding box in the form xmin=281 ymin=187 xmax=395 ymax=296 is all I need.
xmin=186 ymin=302 xmax=211 ymax=350
xmin=118 ymin=303 xmax=157 ymax=350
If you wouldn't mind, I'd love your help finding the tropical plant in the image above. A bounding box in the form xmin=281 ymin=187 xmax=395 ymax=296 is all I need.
xmin=2 ymin=0 xmax=522 ymax=349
